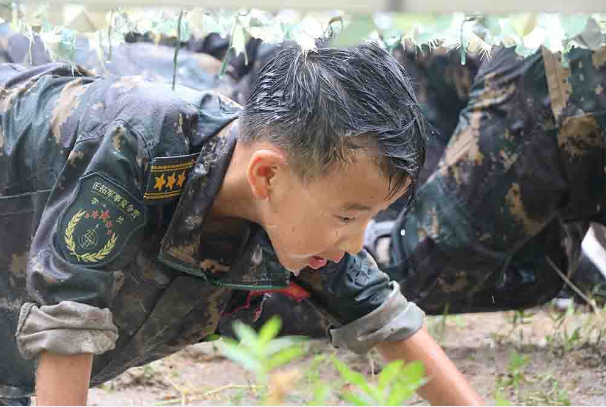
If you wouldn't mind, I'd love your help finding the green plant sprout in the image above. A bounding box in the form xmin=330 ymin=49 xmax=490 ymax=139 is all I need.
xmin=217 ymin=316 xmax=307 ymax=404
xmin=332 ymin=356 xmax=426 ymax=406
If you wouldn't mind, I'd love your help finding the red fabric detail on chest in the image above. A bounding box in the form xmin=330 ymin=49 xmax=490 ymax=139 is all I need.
xmin=249 ymin=281 xmax=310 ymax=302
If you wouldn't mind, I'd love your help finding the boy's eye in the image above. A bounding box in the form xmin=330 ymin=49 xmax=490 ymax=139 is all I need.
xmin=337 ymin=216 xmax=356 ymax=224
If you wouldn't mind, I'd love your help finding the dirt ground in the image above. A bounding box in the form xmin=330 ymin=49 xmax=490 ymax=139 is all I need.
xmin=52 ymin=303 xmax=606 ymax=406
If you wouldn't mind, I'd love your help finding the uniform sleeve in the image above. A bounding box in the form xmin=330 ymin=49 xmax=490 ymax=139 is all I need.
xmin=16 ymin=119 xmax=150 ymax=360
xmin=294 ymin=250 xmax=424 ymax=355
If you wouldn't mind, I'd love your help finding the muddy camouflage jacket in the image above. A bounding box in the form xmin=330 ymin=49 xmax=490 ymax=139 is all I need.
xmin=0 ymin=63 xmax=423 ymax=397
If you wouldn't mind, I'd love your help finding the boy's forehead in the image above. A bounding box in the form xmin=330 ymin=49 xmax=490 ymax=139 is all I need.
xmin=313 ymin=156 xmax=409 ymax=209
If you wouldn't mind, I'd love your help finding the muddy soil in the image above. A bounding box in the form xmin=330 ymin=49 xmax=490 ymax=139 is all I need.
xmin=34 ymin=305 xmax=606 ymax=406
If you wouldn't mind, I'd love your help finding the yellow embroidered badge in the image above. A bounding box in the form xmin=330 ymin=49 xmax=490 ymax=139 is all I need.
xmin=144 ymin=153 xmax=199 ymax=204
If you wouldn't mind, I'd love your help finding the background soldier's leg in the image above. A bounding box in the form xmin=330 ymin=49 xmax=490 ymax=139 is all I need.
xmin=385 ymin=47 xmax=603 ymax=313
xmin=0 ymin=397 xmax=31 ymax=406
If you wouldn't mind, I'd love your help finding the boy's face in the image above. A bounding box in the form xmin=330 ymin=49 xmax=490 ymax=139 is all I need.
xmin=262 ymin=153 xmax=408 ymax=274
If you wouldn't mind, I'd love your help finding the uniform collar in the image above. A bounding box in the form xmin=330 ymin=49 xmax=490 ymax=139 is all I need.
xmin=158 ymin=122 xmax=290 ymax=290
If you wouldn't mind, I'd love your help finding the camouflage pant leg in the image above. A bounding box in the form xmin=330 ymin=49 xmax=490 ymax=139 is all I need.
xmin=0 ymin=397 xmax=30 ymax=406
xmin=388 ymin=46 xmax=606 ymax=314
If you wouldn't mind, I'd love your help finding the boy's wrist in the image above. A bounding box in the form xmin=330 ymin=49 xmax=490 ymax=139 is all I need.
xmin=36 ymin=351 xmax=93 ymax=406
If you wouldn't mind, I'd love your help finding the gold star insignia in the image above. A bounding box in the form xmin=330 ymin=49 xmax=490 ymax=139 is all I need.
xmin=166 ymin=172 xmax=177 ymax=190
xmin=177 ymin=170 xmax=187 ymax=188
xmin=154 ymin=174 xmax=166 ymax=191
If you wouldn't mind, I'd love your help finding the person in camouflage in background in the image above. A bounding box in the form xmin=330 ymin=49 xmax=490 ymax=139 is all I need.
xmin=366 ymin=45 xmax=606 ymax=314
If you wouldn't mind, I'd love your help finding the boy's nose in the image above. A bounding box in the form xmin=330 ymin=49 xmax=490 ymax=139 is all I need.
xmin=338 ymin=227 xmax=366 ymax=255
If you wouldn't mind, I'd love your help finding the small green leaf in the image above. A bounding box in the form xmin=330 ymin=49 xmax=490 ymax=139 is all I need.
xmin=386 ymin=361 xmax=426 ymax=405
xmin=495 ymin=388 xmax=512 ymax=406
xmin=232 ymin=24 xmax=247 ymax=64
xmin=341 ymin=390 xmax=373 ymax=406
xmin=217 ymin=341 xmax=263 ymax=373
xmin=509 ymin=13 xmax=538 ymax=38
xmin=332 ymin=357 xmax=380 ymax=401
xmin=560 ymin=14 xmax=589 ymax=38
xmin=508 ymin=349 xmax=528 ymax=371
xmin=576 ymin=18 xmax=605 ymax=50
xmin=219 ymin=49 xmax=231 ymax=78
xmin=232 ymin=320 xmax=258 ymax=345
xmin=309 ymin=382 xmax=331 ymax=406
xmin=258 ymin=316 xmax=282 ymax=344
xmin=55 ymin=28 xmax=78 ymax=62
xmin=400 ymin=361 xmax=425 ymax=385
xmin=267 ymin=346 xmax=305 ymax=371
xmin=377 ymin=360 xmax=404 ymax=393
xmin=484 ymin=16 xmax=502 ymax=36
xmin=266 ymin=336 xmax=308 ymax=355
xmin=385 ymin=384 xmax=415 ymax=406
xmin=569 ymin=327 xmax=581 ymax=343
xmin=332 ymin=357 xmax=369 ymax=388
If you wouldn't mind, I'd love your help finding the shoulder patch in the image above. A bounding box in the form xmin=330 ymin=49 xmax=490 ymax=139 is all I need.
xmin=144 ymin=153 xmax=199 ymax=204
xmin=57 ymin=173 xmax=146 ymax=266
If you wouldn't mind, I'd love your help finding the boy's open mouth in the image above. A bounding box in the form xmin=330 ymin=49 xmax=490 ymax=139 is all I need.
xmin=308 ymin=256 xmax=328 ymax=270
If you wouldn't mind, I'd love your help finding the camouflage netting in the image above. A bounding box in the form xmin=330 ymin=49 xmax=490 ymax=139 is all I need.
xmin=2 ymin=4 xmax=605 ymax=73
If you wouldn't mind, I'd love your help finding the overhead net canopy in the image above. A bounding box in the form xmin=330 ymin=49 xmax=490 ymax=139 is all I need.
xmin=2 ymin=2 xmax=605 ymax=70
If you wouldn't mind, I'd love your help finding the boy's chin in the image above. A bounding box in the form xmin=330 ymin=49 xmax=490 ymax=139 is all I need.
xmin=284 ymin=263 xmax=305 ymax=276
xmin=279 ymin=259 xmax=306 ymax=276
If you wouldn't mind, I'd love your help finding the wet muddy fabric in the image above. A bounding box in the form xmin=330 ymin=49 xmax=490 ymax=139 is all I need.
xmin=388 ymin=46 xmax=606 ymax=314
xmin=0 ymin=63 xmax=423 ymax=397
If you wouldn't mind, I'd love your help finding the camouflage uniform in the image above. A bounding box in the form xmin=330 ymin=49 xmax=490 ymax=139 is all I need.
xmin=384 ymin=46 xmax=606 ymax=314
xmin=0 ymin=63 xmax=424 ymax=399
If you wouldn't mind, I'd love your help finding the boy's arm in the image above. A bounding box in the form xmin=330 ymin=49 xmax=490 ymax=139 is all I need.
xmin=36 ymin=352 xmax=93 ymax=406
xmin=294 ymin=251 xmax=483 ymax=405
xmin=376 ymin=327 xmax=484 ymax=406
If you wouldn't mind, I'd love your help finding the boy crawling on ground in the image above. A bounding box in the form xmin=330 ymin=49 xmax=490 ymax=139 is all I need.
xmin=0 ymin=43 xmax=483 ymax=405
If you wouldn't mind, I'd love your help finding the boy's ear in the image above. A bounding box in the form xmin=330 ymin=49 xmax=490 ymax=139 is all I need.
xmin=247 ymin=149 xmax=288 ymax=200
